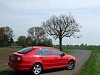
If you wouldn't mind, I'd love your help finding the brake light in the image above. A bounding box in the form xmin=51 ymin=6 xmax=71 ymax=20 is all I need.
xmin=9 ymin=53 xmax=22 ymax=62
xmin=17 ymin=57 xmax=22 ymax=61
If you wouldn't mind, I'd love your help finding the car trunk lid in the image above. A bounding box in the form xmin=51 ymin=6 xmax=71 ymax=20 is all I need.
xmin=9 ymin=52 xmax=23 ymax=63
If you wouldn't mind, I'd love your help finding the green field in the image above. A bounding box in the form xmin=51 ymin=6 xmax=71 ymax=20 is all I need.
xmin=54 ymin=45 xmax=100 ymax=50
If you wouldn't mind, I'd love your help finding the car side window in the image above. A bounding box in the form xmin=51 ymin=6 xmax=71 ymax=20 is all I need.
xmin=36 ymin=50 xmax=42 ymax=55
xmin=41 ymin=49 xmax=51 ymax=55
xmin=52 ymin=49 xmax=62 ymax=55
xmin=36 ymin=49 xmax=51 ymax=55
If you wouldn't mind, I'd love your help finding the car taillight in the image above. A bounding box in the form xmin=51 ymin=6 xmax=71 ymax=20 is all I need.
xmin=17 ymin=57 xmax=22 ymax=61
xmin=9 ymin=53 xmax=22 ymax=63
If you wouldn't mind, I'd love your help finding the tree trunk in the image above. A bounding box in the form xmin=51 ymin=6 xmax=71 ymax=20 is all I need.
xmin=59 ymin=37 xmax=62 ymax=51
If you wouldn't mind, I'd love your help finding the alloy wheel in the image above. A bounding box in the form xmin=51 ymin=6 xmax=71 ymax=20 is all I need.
xmin=67 ymin=60 xmax=75 ymax=70
xmin=32 ymin=63 xmax=42 ymax=75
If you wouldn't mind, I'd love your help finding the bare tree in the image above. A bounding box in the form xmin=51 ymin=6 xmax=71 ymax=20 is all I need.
xmin=28 ymin=27 xmax=45 ymax=45
xmin=42 ymin=13 xmax=82 ymax=51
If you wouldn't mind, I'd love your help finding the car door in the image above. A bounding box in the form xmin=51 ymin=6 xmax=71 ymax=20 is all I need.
xmin=36 ymin=48 xmax=55 ymax=68
xmin=52 ymin=49 xmax=68 ymax=67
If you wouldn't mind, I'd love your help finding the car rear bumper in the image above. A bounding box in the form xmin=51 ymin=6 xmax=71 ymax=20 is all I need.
xmin=8 ymin=61 xmax=32 ymax=72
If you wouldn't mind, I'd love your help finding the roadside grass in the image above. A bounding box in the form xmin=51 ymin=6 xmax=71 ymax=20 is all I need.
xmin=95 ymin=52 xmax=100 ymax=74
xmin=63 ymin=49 xmax=73 ymax=54
xmin=77 ymin=47 xmax=100 ymax=75
xmin=0 ymin=67 xmax=12 ymax=73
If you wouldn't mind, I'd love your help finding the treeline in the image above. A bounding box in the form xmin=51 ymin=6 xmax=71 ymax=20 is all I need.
xmin=0 ymin=26 xmax=53 ymax=47
xmin=0 ymin=26 xmax=14 ymax=47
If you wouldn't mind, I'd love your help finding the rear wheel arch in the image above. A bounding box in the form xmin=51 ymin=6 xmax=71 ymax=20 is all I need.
xmin=68 ymin=59 xmax=75 ymax=63
xmin=31 ymin=62 xmax=44 ymax=71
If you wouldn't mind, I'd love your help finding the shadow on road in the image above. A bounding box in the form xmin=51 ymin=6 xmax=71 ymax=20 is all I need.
xmin=0 ymin=70 xmax=31 ymax=75
xmin=0 ymin=68 xmax=67 ymax=75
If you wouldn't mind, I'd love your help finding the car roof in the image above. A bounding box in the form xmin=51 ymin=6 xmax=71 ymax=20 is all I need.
xmin=31 ymin=46 xmax=53 ymax=49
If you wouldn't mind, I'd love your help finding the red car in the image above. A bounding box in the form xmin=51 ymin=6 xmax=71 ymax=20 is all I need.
xmin=8 ymin=46 xmax=76 ymax=75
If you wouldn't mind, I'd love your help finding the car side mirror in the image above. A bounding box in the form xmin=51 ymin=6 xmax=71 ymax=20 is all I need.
xmin=60 ymin=53 xmax=65 ymax=57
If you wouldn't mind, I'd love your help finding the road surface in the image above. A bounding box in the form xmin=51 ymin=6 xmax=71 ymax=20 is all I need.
xmin=0 ymin=50 xmax=92 ymax=75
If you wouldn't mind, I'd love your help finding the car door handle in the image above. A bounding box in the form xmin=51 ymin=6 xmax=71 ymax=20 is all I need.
xmin=55 ymin=57 xmax=57 ymax=59
xmin=39 ymin=57 xmax=43 ymax=59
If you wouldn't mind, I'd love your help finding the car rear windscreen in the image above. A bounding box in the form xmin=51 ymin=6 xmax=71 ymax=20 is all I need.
xmin=17 ymin=47 xmax=34 ymax=54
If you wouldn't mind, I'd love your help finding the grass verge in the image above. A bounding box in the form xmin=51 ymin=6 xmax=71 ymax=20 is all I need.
xmin=63 ymin=49 xmax=73 ymax=54
xmin=77 ymin=50 xmax=100 ymax=75
xmin=0 ymin=67 xmax=12 ymax=73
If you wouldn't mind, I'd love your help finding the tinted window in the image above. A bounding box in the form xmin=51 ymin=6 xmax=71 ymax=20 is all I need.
xmin=52 ymin=49 xmax=62 ymax=55
xmin=36 ymin=50 xmax=42 ymax=55
xmin=17 ymin=47 xmax=34 ymax=54
xmin=36 ymin=49 xmax=51 ymax=55
xmin=41 ymin=49 xmax=51 ymax=55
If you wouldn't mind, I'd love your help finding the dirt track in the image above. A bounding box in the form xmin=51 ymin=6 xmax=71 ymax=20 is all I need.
xmin=0 ymin=50 xmax=92 ymax=75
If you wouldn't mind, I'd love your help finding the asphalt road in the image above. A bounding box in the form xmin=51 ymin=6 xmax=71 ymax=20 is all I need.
xmin=0 ymin=50 xmax=92 ymax=75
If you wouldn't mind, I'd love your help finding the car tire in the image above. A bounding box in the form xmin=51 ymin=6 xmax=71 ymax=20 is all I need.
xmin=31 ymin=63 xmax=42 ymax=75
xmin=67 ymin=60 xmax=75 ymax=70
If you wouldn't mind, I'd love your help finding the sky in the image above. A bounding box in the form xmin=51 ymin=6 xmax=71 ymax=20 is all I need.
xmin=0 ymin=0 xmax=100 ymax=45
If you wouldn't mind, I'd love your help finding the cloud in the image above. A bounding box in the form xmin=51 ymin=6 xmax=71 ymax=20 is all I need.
xmin=1 ymin=0 xmax=100 ymax=10
xmin=0 ymin=0 xmax=100 ymax=45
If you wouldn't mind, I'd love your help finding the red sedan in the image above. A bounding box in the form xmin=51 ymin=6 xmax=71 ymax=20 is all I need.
xmin=8 ymin=46 xmax=76 ymax=75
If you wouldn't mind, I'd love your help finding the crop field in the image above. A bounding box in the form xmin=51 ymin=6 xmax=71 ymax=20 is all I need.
xmin=0 ymin=48 xmax=21 ymax=70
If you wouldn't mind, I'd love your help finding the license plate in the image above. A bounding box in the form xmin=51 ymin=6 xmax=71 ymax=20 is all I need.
xmin=11 ymin=56 xmax=15 ymax=60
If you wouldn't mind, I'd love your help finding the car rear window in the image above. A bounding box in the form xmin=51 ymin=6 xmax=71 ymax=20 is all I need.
xmin=17 ymin=47 xmax=34 ymax=54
